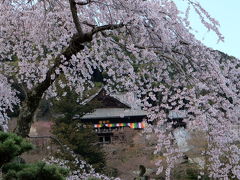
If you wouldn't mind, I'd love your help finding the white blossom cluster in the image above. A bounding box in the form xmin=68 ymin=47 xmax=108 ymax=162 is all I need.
xmin=44 ymin=153 xmax=120 ymax=180
xmin=0 ymin=74 xmax=19 ymax=131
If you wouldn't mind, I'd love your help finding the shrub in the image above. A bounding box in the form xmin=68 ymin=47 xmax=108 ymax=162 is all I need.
xmin=0 ymin=132 xmax=69 ymax=180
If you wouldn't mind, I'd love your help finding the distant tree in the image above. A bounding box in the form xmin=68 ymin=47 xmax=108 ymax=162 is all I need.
xmin=51 ymin=88 xmax=106 ymax=172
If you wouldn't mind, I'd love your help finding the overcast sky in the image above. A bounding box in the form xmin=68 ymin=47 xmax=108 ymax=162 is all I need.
xmin=174 ymin=0 xmax=240 ymax=59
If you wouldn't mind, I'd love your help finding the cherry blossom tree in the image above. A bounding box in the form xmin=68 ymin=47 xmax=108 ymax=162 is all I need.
xmin=0 ymin=0 xmax=239 ymax=179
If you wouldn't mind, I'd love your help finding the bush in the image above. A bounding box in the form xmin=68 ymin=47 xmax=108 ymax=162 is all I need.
xmin=0 ymin=132 xmax=69 ymax=180
xmin=2 ymin=162 xmax=68 ymax=180
xmin=0 ymin=132 xmax=32 ymax=167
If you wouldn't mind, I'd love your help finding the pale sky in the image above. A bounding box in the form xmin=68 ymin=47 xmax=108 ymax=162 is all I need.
xmin=173 ymin=0 xmax=240 ymax=59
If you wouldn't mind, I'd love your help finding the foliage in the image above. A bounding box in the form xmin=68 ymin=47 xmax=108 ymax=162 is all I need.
xmin=51 ymin=88 xmax=106 ymax=172
xmin=52 ymin=122 xmax=106 ymax=172
xmin=0 ymin=131 xmax=32 ymax=167
xmin=51 ymin=86 xmax=101 ymax=122
xmin=0 ymin=132 xmax=68 ymax=180
xmin=2 ymin=161 xmax=69 ymax=180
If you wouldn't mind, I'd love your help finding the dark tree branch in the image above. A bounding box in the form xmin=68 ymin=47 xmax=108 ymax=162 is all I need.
xmin=82 ymin=21 xmax=96 ymax=28
xmin=91 ymin=23 xmax=124 ymax=35
xmin=69 ymin=0 xmax=83 ymax=35
xmin=75 ymin=0 xmax=95 ymax=5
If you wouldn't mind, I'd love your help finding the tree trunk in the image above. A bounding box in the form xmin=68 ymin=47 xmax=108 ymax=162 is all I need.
xmin=16 ymin=92 xmax=42 ymax=137
xmin=15 ymin=33 xmax=89 ymax=137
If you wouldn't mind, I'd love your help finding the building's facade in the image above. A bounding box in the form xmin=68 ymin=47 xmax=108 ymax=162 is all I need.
xmin=77 ymin=89 xmax=147 ymax=143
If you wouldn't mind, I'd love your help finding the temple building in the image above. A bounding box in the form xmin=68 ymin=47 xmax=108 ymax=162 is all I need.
xmin=76 ymin=88 xmax=147 ymax=143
